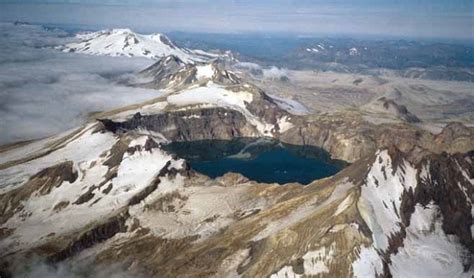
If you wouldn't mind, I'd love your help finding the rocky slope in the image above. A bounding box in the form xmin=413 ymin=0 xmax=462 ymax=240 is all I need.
xmin=99 ymin=57 xmax=296 ymax=142
xmin=136 ymin=57 xmax=241 ymax=90
xmin=0 ymin=121 xmax=472 ymax=277
xmin=0 ymin=56 xmax=472 ymax=278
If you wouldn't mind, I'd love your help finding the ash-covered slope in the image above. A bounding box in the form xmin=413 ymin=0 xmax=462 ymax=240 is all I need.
xmin=0 ymin=120 xmax=471 ymax=277
xmin=57 ymin=28 xmax=217 ymax=63
xmin=363 ymin=97 xmax=421 ymax=123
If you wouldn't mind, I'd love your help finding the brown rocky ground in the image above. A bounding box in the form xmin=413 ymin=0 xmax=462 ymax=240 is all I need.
xmin=0 ymin=60 xmax=472 ymax=277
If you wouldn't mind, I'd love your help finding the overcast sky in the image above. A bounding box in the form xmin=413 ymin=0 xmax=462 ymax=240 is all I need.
xmin=0 ymin=0 xmax=472 ymax=40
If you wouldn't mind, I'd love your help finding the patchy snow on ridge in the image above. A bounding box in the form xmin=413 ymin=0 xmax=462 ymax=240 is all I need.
xmin=167 ymin=83 xmax=253 ymax=109
xmin=390 ymin=203 xmax=469 ymax=278
xmin=166 ymin=82 xmax=274 ymax=135
xmin=358 ymin=149 xmax=418 ymax=250
xmin=302 ymin=243 xmax=336 ymax=275
xmin=0 ymin=129 xmax=184 ymax=255
xmin=0 ymin=124 xmax=115 ymax=192
xmin=271 ymin=243 xmax=336 ymax=277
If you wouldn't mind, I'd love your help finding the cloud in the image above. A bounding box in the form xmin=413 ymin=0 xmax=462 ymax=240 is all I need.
xmin=235 ymin=62 xmax=261 ymax=71
xmin=235 ymin=62 xmax=263 ymax=75
xmin=12 ymin=257 xmax=147 ymax=278
xmin=235 ymin=62 xmax=289 ymax=81
xmin=0 ymin=23 xmax=158 ymax=144
xmin=262 ymin=66 xmax=288 ymax=81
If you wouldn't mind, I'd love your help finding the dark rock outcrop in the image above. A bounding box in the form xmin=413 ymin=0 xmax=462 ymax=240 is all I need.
xmin=413 ymin=152 xmax=472 ymax=254
xmin=375 ymin=148 xmax=473 ymax=274
xmin=48 ymin=212 xmax=129 ymax=263
xmin=377 ymin=97 xmax=421 ymax=123
xmin=99 ymin=108 xmax=259 ymax=141
xmin=138 ymin=55 xmax=196 ymax=89
xmin=0 ymin=161 xmax=77 ymax=224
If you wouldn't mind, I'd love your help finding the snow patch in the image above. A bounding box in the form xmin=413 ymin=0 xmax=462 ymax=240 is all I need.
xmin=271 ymin=266 xmax=300 ymax=278
xmin=268 ymin=94 xmax=310 ymax=115
xmin=349 ymin=47 xmax=359 ymax=56
xmin=390 ymin=203 xmax=468 ymax=277
xmin=352 ymin=246 xmax=383 ymax=278
xmin=277 ymin=116 xmax=293 ymax=133
xmin=271 ymin=243 xmax=336 ymax=277
xmin=167 ymin=84 xmax=252 ymax=109
xmin=302 ymin=243 xmax=335 ymax=275
xmin=334 ymin=194 xmax=353 ymax=216
xmin=195 ymin=64 xmax=214 ymax=79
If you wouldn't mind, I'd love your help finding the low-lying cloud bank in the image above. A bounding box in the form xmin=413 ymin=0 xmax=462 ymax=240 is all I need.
xmin=0 ymin=23 xmax=158 ymax=145
xmin=10 ymin=256 xmax=148 ymax=278
xmin=262 ymin=66 xmax=289 ymax=81
xmin=235 ymin=62 xmax=289 ymax=81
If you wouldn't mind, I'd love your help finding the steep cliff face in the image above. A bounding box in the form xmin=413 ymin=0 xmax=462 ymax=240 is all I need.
xmin=279 ymin=114 xmax=474 ymax=162
xmin=100 ymin=108 xmax=260 ymax=141
xmin=0 ymin=123 xmax=471 ymax=277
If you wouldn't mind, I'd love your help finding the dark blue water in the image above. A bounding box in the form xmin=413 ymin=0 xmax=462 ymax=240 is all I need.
xmin=163 ymin=139 xmax=344 ymax=185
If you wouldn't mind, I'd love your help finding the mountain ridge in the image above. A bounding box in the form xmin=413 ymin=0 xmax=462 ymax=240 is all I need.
xmin=0 ymin=121 xmax=471 ymax=277
xmin=56 ymin=28 xmax=219 ymax=63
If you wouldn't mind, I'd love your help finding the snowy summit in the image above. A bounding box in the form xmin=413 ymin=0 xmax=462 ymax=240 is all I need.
xmin=57 ymin=28 xmax=217 ymax=63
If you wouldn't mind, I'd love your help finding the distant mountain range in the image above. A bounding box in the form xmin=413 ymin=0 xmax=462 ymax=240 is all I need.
xmin=284 ymin=39 xmax=474 ymax=81
xmin=54 ymin=29 xmax=474 ymax=81
xmin=294 ymin=39 xmax=474 ymax=69
xmin=169 ymin=33 xmax=474 ymax=82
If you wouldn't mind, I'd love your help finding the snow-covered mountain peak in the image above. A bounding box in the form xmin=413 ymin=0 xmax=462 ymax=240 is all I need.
xmin=58 ymin=28 xmax=218 ymax=63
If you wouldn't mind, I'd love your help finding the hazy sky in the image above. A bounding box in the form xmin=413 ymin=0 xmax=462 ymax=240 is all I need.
xmin=0 ymin=1 xmax=473 ymax=39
